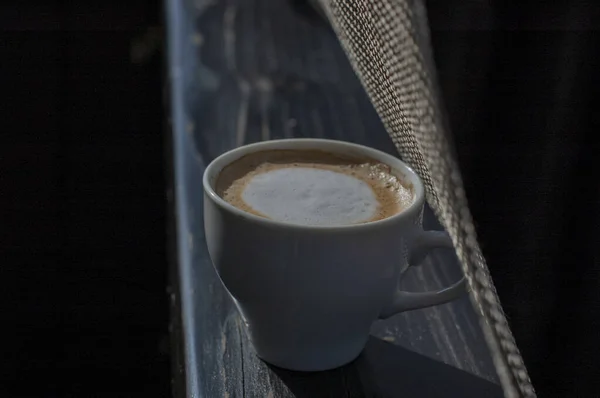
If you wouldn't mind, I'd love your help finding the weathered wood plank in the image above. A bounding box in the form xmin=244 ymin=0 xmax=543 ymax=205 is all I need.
xmin=166 ymin=0 xmax=502 ymax=396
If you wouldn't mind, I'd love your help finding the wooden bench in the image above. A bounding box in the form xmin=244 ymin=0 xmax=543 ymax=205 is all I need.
xmin=165 ymin=0 xmax=503 ymax=396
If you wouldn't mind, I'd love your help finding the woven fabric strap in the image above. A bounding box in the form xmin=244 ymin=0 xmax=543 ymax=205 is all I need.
xmin=318 ymin=1 xmax=536 ymax=397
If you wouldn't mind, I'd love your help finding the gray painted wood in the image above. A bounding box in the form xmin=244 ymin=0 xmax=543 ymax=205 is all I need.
xmin=165 ymin=0 xmax=502 ymax=396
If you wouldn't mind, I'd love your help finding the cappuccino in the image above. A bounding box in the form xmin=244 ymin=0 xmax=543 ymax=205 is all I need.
xmin=215 ymin=149 xmax=413 ymax=226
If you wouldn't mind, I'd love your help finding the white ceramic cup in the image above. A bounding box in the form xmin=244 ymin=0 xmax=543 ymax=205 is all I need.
xmin=203 ymin=139 xmax=466 ymax=371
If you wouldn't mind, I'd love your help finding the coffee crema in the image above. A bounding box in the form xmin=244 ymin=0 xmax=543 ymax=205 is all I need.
xmin=215 ymin=149 xmax=413 ymax=226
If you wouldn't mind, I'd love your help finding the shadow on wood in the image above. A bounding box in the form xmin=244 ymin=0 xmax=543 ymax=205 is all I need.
xmin=268 ymin=337 xmax=503 ymax=398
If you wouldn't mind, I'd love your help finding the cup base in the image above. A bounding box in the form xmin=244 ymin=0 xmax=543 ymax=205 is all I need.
xmin=254 ymin=342 xmax=366 ymax=372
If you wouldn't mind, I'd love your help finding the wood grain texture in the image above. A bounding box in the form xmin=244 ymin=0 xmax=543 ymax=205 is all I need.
xmin=165 ymin=0 xmax=502 ymax=396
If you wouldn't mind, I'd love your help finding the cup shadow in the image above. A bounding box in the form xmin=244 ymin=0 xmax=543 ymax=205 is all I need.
xmin=268 ymin=336 xmax=503 ymax=398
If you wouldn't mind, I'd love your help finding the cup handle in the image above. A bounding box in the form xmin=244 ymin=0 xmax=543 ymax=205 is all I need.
xmin=379 ymin=230 xmax=467 ymax=319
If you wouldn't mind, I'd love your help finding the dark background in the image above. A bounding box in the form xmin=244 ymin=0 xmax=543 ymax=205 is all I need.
xmin=0 ymin=1 xmax=170 ymax=397
xmin=426 ymin=2 xmax=599 ymax=396
xmin=1 ymin=1 xmax=599 ymax=397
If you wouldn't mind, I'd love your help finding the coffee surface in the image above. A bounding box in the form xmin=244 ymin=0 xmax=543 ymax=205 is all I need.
xmin=215 ymin=149 xmax=413 ymax=226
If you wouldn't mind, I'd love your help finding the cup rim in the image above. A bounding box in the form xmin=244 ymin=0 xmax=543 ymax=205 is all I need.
xmin=202 ymin=139 xmax=425 ymax=231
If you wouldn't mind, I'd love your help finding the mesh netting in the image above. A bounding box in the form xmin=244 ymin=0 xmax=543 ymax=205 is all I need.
xmin=318 ymin=1 xmax=536 ymax=397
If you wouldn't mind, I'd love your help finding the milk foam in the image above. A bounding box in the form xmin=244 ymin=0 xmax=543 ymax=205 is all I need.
xmin=242 ymin=167 xmax=379 ymax=226
xmin=216 ymin=149 xmax=414 ymax=226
